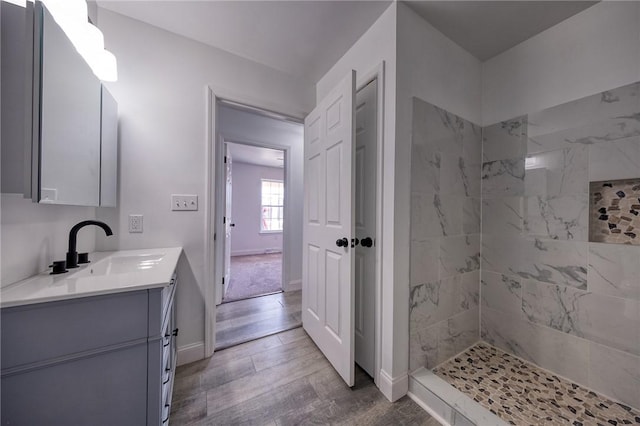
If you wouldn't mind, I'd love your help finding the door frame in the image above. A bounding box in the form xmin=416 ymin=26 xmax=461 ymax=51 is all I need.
xmin=216 ymin=136 xmax=291 ymax=305
xmin=204 ymin=87 xmax=303 ymax=357
xmin=204 ymin=61 xmax=384 ymax=372
xmin=355 ymin=62 xmax=385 ymax=387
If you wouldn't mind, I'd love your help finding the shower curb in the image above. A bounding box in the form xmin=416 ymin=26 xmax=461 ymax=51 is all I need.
xmin=408 ymin=367 xmax=508 ymax=426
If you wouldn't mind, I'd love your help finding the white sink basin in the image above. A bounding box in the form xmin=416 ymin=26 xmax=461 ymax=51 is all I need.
xmin=71 ymin=253 xmax=166 ymax=278
xmin=0 ymin=247 xmax=182 ymax=308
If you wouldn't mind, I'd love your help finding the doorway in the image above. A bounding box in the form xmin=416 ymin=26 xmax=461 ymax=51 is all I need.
xmin=213 ymin=101 xmax=305 ymax=307
xmin=354 ymin=77 xmax=378 ymax=378
xmin=222 ymin=142 xmax=286 ymax=303
xmin=205 ymin=65 xmax=384 ymax=388
xmin=211 ymin=99 xmax=304 ymax=350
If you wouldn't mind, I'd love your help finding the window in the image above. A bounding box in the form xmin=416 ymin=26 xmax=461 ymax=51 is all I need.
xmin=261 ymin=179 xmax=284 ymax=232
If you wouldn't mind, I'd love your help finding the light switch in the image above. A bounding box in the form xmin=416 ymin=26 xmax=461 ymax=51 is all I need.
xmin=171 ymin=194 xmax=198 ymax=211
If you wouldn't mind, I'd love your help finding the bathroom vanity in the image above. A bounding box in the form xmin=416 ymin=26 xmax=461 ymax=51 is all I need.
xmin=0 ymin=247 xmax=182 ymax=425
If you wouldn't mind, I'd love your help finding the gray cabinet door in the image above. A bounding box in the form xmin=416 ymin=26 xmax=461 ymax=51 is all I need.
xmin=1 ymin=343 xmax=147 ymax=426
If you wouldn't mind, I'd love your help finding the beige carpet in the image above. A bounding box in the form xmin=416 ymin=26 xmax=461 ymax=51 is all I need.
xmin=223 ymin=253 xmax=282 ymax=302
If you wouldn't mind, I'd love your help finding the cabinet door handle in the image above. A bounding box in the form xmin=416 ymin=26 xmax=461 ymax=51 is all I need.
xmin=162 ymin=404 xmax=171 ymax=423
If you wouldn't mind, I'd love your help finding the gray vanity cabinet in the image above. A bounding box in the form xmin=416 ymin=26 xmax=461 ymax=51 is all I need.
xmin=0 ymin=274 xmax=178 ymax=425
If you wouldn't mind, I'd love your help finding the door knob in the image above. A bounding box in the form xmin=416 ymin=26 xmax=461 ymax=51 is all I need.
xmin=336 ymin=237 xmax=348 ymax=248
xmin=360 ymin=237 xmax=373 ymax=248
xmin=230 ymin=223 xmax=235 ymax=227
xmin=351 ymin=238 xmax=359 ymax=248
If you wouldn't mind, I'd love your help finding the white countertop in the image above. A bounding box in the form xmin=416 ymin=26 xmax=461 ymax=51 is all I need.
xmin=0 ymin=247 xmax=182 ymax=308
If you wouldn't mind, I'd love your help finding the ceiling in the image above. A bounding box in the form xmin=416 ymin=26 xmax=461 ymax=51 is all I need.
xmin=227 ymin=143 xmax=285 ymax=169
xmin=97 ymin=0 xmax=392 ymax=83
xmin=403 ymin=1 xmax=598 ymax=61
xmin=97 ymin=1 xmax=598 ymax=82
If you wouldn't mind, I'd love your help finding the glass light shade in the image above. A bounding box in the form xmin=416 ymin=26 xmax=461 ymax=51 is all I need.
xmin=42 ymin=0 xmax=87 ymax=28
xmin=41 ymin=0 xmax=118 ymax=82
xmin=96 ymin=50 xmax=118 ymax=82
xmin=79 ymin=23 xmax=105 ymax=55
xmin=3 ymin=0 xmax=33 ymax=7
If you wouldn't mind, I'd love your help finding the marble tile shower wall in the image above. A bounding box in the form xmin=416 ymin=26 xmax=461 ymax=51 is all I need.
xmin=409 ymin=98 xmax=482 ymax=373
xmin=480 ymin=82 xmax=640 ymax=409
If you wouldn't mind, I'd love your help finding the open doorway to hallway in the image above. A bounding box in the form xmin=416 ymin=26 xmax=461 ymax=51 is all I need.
xmin=212 ymin=100 xmax=304 ymax=350
xmin=222 ymin=143 xmax=285 ymax=303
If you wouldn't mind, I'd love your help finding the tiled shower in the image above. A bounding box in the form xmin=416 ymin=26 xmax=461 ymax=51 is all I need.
xmin=409 ymin=82 xmax=640 ymax=423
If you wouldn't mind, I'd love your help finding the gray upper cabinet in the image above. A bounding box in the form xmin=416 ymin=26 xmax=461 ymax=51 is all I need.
xmin=100 ymin=86 xmax=118 ymax=207
xmin=0 ymin=2 xmax=29 ymax=195
xmin=39 ymin=3 xmax=102 ymax=206
xmin=0 ymin=2 xmax=118 ymax=207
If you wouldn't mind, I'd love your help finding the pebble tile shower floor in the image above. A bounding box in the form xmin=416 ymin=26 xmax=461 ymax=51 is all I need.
xmin=433 ymin=343 xmax=640 ymax=426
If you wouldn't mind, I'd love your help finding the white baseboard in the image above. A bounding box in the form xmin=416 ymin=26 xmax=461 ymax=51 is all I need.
xmin=378 ymin=369 xmax=408 ymax=402
xmin=285 ymin=279 xmax=301 ymax=292
xmin=231 ymin=248 xmax=282 ymax=256
xmin=177 ymin=341 xmax=205 ymax=366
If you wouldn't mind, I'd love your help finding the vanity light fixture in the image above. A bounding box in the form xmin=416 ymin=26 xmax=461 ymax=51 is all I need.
xmin=42 ymin=0 xmax=118 ymax=81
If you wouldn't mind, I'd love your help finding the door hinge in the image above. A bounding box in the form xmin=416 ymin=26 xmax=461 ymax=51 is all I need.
xmin=222 ymin=277 xmax=225 ymax=285
xmin=213 ymin=233 xmax=216 ymax=241
xmin=224 ymin=156 xmax=227 ymax=164
xmin=223 ymin=216 xmax=226 ymax=224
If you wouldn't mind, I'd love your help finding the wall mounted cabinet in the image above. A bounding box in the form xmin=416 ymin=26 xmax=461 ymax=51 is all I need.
xmin=0 ymin=1 xmax=118 ymax=207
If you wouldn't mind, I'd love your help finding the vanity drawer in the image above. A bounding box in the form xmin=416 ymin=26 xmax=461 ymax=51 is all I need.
xmin=1 ymin=341 xmax=148 ymax=426
xmin=148 ymin=271 xmax=176 ymax=337
xmin=1 ymin=291 xmax=148 ymax=371
xmin=161 ymin=343 xmax=176 ymax=426
xmin=162 ymin=272 xmax=177 ymax=318
xmin=161 ymin=401 xmax=171 ymax=425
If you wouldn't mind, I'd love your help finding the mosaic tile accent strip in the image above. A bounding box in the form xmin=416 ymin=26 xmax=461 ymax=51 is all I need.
xmin=590 ymin=178 xmax=640 ymax=245
xmin=433 ymin=343 xmax=640 ymax=425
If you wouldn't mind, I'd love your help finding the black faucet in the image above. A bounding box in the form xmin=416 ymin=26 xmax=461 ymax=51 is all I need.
xmin=66 ymin=220 xmax=113 ymax=268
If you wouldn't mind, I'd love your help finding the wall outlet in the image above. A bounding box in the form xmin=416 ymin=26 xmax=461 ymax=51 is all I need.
xmin=40 ymin=188 xmax=57 ymax=203
xmin=129 ymin=214 xmax=143 ymax=233
xmin=171 ymin=194 xmax=198 ymax=211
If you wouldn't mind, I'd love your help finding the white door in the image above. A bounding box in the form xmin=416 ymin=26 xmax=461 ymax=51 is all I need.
xmin=354 ymin=79 xmax=377 ymax=377
xmin=303 ymin=71 xmax=356 ymax=386
xmin=223 ymin=145 xmax=233 ymax=300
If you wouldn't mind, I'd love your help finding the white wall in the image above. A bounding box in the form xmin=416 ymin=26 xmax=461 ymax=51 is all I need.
xmin=396 ymin=4 xmax=483 ymax=125
xmin=482 ymin=1 xmax=640 ymax=125
xmin=393 ymin=2 xmax=483 ymax=398
xmin=230 ymin=162 xmax=284 ymax=256
xmin=218 ymin=104 xmax=304 ymax=288
xmin=315 ymin=2 xmax=401 ymax=401
xmin=95 ymin=8 xmax=313 ymax=360
xmin=1 ymin=194 xmax=97 ymax=286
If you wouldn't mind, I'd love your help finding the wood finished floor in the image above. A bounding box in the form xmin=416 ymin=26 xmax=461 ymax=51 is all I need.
xmin=171 ymin=327 xmax=439 ymax=425
xmin=215 ymin=290 xmax=302 ymax=350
